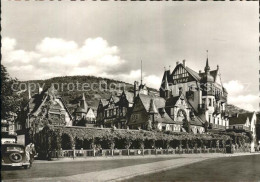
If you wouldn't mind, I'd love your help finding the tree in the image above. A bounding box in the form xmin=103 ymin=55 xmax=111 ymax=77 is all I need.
xmin=1 ymin=64 xmax=21 ymax=119
xmin=204 ymin=121 xmax=209 ymax=132
xmin=183 ymin=119 xmax=191 ymax=133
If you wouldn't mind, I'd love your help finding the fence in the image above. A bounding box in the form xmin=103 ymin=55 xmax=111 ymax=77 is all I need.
xmin=49 ymin=147 xmax=233 ymax=159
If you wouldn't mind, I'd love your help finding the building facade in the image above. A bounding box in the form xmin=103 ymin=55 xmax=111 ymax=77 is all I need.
xmin=228 ymin=112 xmax=257 ymax=151
xmin=73 ymin=93 xmax=96 ymax=127
xmin=96 ymin=91 xmax=134 ymax=129
xmin=16 ymin=85 xmax=73 ymax=143
xmin=159 ymin=58 xmax=229 ymax=131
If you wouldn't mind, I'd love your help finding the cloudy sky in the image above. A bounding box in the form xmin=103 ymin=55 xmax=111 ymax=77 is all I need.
xmin=1 ymin=1 xmax=259 ymax=111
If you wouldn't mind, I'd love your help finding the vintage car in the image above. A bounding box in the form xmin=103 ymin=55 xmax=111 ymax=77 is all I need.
xmin=1 ymin=143 xmax=31 ymax=169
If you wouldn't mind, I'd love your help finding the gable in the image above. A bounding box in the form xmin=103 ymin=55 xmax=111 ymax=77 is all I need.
xmin=132 ymin=97 xmax=146 ymax=113
xmin=176 ymin=98 xmax=188 ymax=109
xmin=86 ymin=108 xmax=96 ymax=118
xmin=171 ymin=65 xmax=199 ymax=85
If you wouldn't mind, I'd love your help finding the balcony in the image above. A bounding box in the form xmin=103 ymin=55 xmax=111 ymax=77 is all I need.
xmin=214 ymin=106 xmax=221 ymax=115
xmin=215 ymin=94 xmax=227 ymax=103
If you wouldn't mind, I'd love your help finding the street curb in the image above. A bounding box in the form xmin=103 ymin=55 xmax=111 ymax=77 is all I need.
xmin=34 ymin=152 xmax=260 ymax=164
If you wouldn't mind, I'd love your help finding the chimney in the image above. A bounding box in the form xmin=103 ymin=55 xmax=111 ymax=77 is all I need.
xmin=183 ymin=60 xmax=186 ymax=67
xmin=199 ymin=70 xmax=201 ymax=74
xmin=176 ymin=61 xmax=179 ymax=66
xmin=217 ymin=65 xmax=219 ymax=70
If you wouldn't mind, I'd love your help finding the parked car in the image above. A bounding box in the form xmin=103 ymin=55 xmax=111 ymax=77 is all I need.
xmin=1 ymin=143 xmax=31 ymax=169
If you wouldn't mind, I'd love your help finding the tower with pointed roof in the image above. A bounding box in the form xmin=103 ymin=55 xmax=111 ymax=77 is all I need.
xmin=74 ymin=93 xmax=89 ymax=121
xmin=159 ymin=51 xmax=229 ymax=132
xmin=201 ymin=55 xmax=216 ymax=125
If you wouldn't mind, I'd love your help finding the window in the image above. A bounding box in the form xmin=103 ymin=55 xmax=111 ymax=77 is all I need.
xmin=208 ymin=98 xmax=212 ymax=106
xmin=122 ymin=107 xmax=126 ymax=116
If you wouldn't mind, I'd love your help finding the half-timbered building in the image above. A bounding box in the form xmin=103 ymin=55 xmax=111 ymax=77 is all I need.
xmin=159 ymin=58 xmax=229 ymax=131
xmin=16 ymin=85 xmax=73 ymax=144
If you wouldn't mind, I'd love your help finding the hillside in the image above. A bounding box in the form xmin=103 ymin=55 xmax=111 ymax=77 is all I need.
xmin=17 ymin=75 xmax=249 ymax=115
xmin=226 ymin=104 xmax=250 ymax=115
xmin=18 ymin=75 xmax=159 ymax=113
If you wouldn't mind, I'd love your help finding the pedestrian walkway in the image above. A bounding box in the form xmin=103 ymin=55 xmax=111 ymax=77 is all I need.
xmin=4 ymin=153 xmax=260 ymax=182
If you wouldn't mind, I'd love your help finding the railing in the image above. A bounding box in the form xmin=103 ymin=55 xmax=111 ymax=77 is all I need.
xmin=49 ymin=148 xmax=229 ymax=159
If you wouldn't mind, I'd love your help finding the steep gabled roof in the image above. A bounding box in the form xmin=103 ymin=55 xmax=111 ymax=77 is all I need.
xmin=161 ymin=70 xmax=172 ymax=88
xmin=100 ymin=99 xmax=109 ymax=107
xmin=229 ymin=112 xmax=254 ymax=125
xmin=165 ymin=96 xmax=180 ymax=107
xmin=75 ymin=93 xmax=88 ymax=114
xmin=184 ymin=66 xmax=201 ymax=81
xmin=190 ymin=115 xmax=204 ymax=126
xmin=157 ymin=111 xmax=175 ymax=124
xmin=139 ymin=94 xmax=166 ymax=112
xmin=58 ymin=97 xmax=73 ymax=120
xmin=149 ymin=99 xmax=158 ymax=113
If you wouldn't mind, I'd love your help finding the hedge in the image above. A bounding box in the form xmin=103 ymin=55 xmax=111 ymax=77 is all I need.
xmin=35 ymin=125 xmax=250 ymax=156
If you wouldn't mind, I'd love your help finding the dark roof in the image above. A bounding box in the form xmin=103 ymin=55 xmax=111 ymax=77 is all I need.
xmin=161 ymin=70 xmax=172 ymax=89
xmin=199 ymin=70 xmax=218 ymax=82
xmin=165 ymin=96 xmax=180 ymax=107
xmin=139 ymin=94 xmax=165 ymax=112
xmin=157 ymin=112 xmax=175 ymax=124
xmin=229 ymin=112 xmax=254 ymax=125
xmin=185 ymin=66 xmax=201 ymax=81
xmin=75 ymin=107 xmax=87 ymax=113
xmin=190 ymin=115 xmax=204 ymax=126
xmin=26 ymin=87 xmax=73 ymax=120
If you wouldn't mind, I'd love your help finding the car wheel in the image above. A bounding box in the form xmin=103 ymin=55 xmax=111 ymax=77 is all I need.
xmin=9 ymin=153 xmax=23 ymax=163
xmin=24 ymin=165 xmax=30 ymax=169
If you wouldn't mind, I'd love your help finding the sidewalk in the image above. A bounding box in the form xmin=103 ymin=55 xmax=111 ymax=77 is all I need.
xmin=34 ymin=152 xmax=260 ymax=164
xmin=5 ymin=153 xmax=260 ymax=182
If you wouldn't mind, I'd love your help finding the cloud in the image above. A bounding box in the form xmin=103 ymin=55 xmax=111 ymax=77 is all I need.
xmin=224 ymin=80 xmax=258 ymax=111
xmin=2 ymin=37 xmax=126 ymax=80
xmin=144 ymin=75 xmax=161 ymax=89
xmin=2 ymin=37 xmax=16 ymax=52
xmin=223 ymin=80 xmax=244 ymax=96
xmin=2 ymin=37 xmax=160 ymax=91
xmin=36 ymin=37 xmax=78 ymax=55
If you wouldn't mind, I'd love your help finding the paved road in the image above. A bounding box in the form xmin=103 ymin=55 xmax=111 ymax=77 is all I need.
xmin=126 ymin=154 xmax=260 ymax=181
xmin=1 ymin=156 xmax=180 ymax=180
